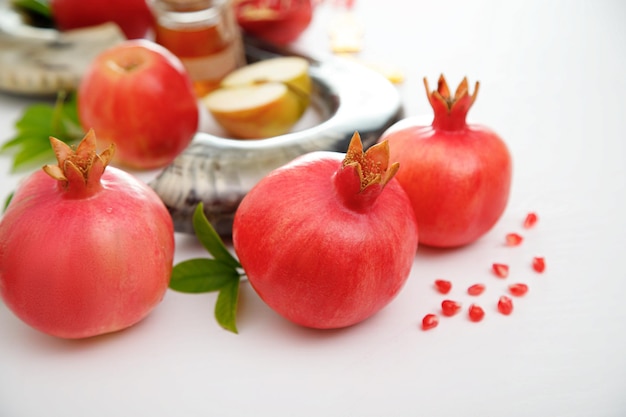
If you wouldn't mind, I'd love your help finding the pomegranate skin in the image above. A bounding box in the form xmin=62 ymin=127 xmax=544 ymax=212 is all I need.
xmin=0 ymin=167 xmax=174 ymax=339
xmin=381 ymin=76 xmax=512 ymax=248
xmin=232 ymin=151 xmax=418 ymax=329
xmin=383 ymin=122 xmax=512 ymax=248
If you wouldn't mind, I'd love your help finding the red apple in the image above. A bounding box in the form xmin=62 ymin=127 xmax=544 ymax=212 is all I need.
xmin=78 ymin=40 xmax=199 ymax=170
xmin=51 ymin=0 xmax=154 ymax=39
xmin=234 ymin=0 xmax=314 ymax=45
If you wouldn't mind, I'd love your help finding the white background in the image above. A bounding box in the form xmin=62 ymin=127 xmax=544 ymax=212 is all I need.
xmin=1 ymin=1 xmax=626 ymax=416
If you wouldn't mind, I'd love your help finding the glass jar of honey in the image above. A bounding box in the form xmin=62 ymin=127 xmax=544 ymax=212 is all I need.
xmin=151 ymin=0 xmax=246 ymax=97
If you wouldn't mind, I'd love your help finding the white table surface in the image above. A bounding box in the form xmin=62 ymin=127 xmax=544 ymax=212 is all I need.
xmin=1 ymin=1 xmax=625 ymax=416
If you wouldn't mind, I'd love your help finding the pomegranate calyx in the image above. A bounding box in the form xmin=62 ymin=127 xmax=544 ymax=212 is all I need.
xmin=343 ymin=131 xmax=399 ymax=191
xmin=424 ymin=74 xmax=480 ymax=130
xmin=43 ymin=129 xmax=115 ymax=195
xmin=334 ymin=132 xmax=399 ymax=211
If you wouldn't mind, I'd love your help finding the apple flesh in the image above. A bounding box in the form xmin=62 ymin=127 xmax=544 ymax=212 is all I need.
xmin=51 ymin=0 xmax=154 ymax=39
xmin=202 ymin=56 xmax=311 ymax=139
xmin=204 ymin=83 xmax=306 ymax=139
xmin=220 ymin=56 xmax=312 ymax=102
xmin=78 ymin=40 xmax=199 ymax=170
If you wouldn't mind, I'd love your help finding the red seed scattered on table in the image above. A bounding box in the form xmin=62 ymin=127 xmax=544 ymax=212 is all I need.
xmin=506 ymin=233 xmax=523 ymax=246
xmin=468 ymin=304 xmax=485 ymax=322
xmin=524 ymin=212 xmax=538 ymax=229
xmin=508 ymin=283 xmax=529 ymax=297
xmin=421 ymin=314 xmax=439 ymax=330
xmin=532 ymin=256 xmax=546 ymax=273
xmin=467 ymin=283 xmax=485 ymax=296
xmin=441 ymin=299 xmax=462 ymax=317
xmin=497 ymin=296 xmax=514 ymax=315
xmin=434 ymin=279 xmax=452 ymax=294
xmin=492 ymin=263 xmax=509 ymax=278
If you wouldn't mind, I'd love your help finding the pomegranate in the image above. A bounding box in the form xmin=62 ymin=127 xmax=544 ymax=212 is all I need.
xmin=0 ymin=131 xmax=174 ymax=339
xmin=232 ymin=132 xmax=418 ymax=329
xmin=380 ymin=75 xmax=512 ymax=248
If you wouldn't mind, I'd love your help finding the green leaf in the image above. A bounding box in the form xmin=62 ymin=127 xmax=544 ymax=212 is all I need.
xmin=170 ymin=258 xmax=240 ymax=293
xmin=15 ymin=104 xmax=54 ymax=124
xmin=215 ymin=278 xmax=240 ymax=334
xmin=1 ymin=132 xmax=45 ymax=152
xmin=13 ymin=105 xmax=55 ymax=134
xmin=169 ymin=203 xmax=244 ymax=333
xmin=11 ymin=0 xmax=52 ymax=18
xmin=3 ymin=192 xmax=13 ymax=213
xmin=1 ymin=91 xmax=84 ymax=172
xmin=53 ymin=91 xmax=82 ymax=139
xmin=10 ymin=0 xmax=54 ymax=29
xmin=11 ymin=137 xmax=55 ymax=170
xmin=192 ymin=203 xmax=241 ymax=269
xmin=60 ymin=92 xmax=80 ymax=124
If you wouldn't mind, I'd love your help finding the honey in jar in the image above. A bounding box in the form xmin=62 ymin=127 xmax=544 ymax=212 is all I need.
xmin=151 ymin=0 xmax=245 ymax=97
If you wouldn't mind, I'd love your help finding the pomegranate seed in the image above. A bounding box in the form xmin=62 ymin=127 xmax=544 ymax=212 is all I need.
xmin=441 ymin=299 xmax=462 ymax=317
xmin=467 ymin=283 xmax=485 ymax=296
xmin=506 ymin=233 xmax=523 ymax=246
xmin=523 ymin=212 xmax=538 ymax=229
xmin=421 ymin=314 xmax=439 ymax=330
xmin=492 ymin=263 xmax=509 ymax=278
xmin=468 ymin=304 xmax=485 ymax=322
xmin=508 ymin=283 xmax=529 ymax=297
xmin=497 ymin=296 xmax=514 ymax=315
xmin=532 ymin=256 xmax=546 ymax=273
xmin=434 ymin=279 xmax=452 ymax=294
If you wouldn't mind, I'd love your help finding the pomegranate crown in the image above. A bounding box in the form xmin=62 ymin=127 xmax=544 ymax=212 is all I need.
xmin=343 ymin=131 xmax=399 ymax=191
xmin=332 ymin=131 xmax=400 ymax=211
xmin=43 ymin=129 xmax=115 ymax=195
xmin=424 ymin=74 xmax=480 ymax=130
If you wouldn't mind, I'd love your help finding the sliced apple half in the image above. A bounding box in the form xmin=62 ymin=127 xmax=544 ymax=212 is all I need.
xmin=202 ymin=57 xmax=311 ymax=139
xmin=221 ymin=56 xmax=312 ymax=99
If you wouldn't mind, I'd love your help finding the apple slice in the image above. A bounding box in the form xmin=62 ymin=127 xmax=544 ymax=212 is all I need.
xmin=202 ymin=57 xmax=311 ymax=139
xmin=203 ymin=82 xmax=307 ymax=139
xmin=221 ymin=56 xmax=311 ymax=98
